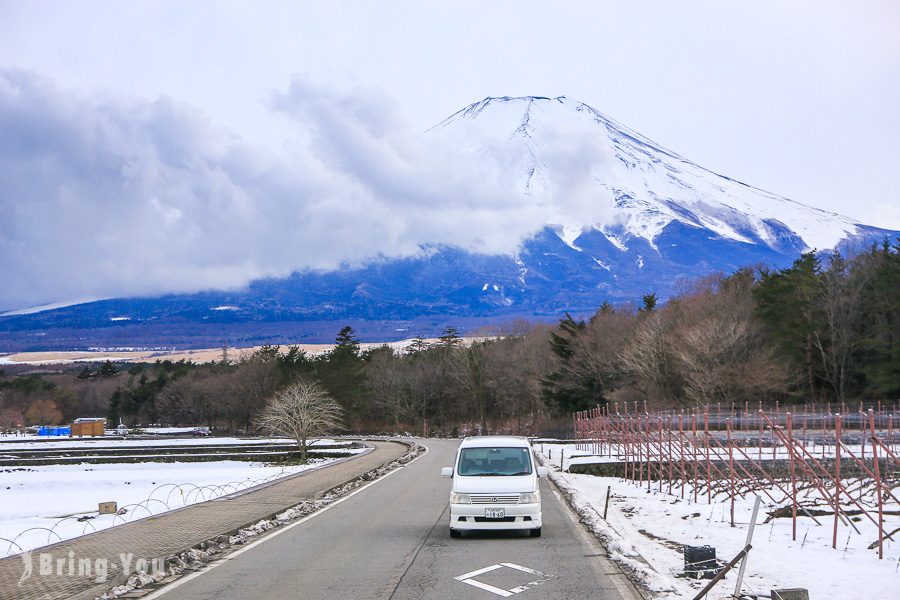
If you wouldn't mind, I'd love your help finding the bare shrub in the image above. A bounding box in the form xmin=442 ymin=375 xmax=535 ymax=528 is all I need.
xmin=255 ymin=380 xmax=344 ymax=459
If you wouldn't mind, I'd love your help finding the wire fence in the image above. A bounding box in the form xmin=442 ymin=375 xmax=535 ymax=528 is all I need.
xmin=572 ymin=402 xmax=900 ymax=560
xmin=1 ymin=467 xmax=298 ymax=558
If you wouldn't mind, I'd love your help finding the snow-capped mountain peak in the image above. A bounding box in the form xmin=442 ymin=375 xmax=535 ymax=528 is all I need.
xmin=429 ymin=95 xmax=863 ymax=253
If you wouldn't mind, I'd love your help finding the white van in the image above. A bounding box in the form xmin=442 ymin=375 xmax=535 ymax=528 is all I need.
xmin=441 ymin=436 xmax=549 ymax=538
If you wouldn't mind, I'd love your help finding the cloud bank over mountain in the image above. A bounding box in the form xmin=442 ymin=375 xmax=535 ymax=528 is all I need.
xmin=2 ymin=71 xmax=619 ymax=310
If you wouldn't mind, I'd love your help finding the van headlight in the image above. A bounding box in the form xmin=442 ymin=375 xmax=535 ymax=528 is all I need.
xmin=519 ymin=491 xmax=540 ymax=504
xmin=450 ymin=492 xmax=472 ymax=504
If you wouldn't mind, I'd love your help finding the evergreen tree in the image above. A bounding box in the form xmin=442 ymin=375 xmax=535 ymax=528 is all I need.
xmin=438 ymin=327 xmax=462 ymax=348
xmin=590 ymin=301 xmax=615 ymax=324
xmin=334 ymin=326 xmax=361 ymax=355
xmin=540 ymin=314 xmax=597 ymax=413
xmin=857 ymin=239 xmax=900 ymax=397
xmin=318 ymin=326 xmax=366 ymax=420
xmin=278 ymin=345 xmax=314 ymax=381
xmin=408 ymin=336 xmax=430 ymax=353
xmin=97 ymin=361 xmax=119 ymax=378
xmin=639 ymin=293 xmax=658 ymax=313
xmin=753 ymin=252 xmax=823 ymax=400
xmin=107 ymin=389 xmax=122 ymax=425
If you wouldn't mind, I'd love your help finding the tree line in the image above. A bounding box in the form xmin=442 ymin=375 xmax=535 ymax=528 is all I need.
xmin=1 ymin=241 xmax=896 ymax=436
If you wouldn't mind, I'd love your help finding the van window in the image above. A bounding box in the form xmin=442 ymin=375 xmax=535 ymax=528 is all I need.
xmin=457 ymin=447 xmax=532 ymax=476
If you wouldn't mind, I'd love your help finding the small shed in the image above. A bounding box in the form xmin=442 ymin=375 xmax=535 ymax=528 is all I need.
xmin=70 ymin=418 xmax=106 ymax=437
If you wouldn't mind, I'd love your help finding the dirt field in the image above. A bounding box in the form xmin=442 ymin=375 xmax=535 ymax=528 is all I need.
xmin=0 ymin=339 xmax=444 ymax=365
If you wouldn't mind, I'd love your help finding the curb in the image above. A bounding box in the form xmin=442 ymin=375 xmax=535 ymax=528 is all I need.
xmin=93 ymin=439 xmax=425 ymax=599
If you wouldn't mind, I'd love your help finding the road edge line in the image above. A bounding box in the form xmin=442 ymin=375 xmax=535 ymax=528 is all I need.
xmin=536 ymin=450 xmax=646 ymax=600
xmin=138 ymin=442 xmax=429 ymax=600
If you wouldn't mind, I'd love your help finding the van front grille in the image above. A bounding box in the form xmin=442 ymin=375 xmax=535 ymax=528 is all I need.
xmin=470 ymin=494 xmax=520 ymax=504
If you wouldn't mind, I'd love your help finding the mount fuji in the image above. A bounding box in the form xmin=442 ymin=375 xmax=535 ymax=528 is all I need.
xmin=1 ymin=96 xmax=894 ymax=350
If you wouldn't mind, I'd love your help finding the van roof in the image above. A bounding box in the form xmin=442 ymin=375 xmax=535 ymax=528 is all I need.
xmin=459 ymin=436 xmax=530 ymax=449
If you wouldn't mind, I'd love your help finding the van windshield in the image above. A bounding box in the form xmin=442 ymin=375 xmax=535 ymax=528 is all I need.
xmin=457 ymin=447 xmax=532 ymax=476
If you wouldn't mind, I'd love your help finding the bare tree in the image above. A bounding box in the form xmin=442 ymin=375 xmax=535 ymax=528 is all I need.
xmin=255 ymin=380 xmax=344 ymax=460
xmin=670 ymin=272 xmax=788 ymax=406
xmin=813 ymin=253 xmax=867 ymax=403
xmin=620 ymin=311 xmax=682 ymax=406
xmin=0 ymin=406 xmax=24 ymax=433
xmin=225 ymin=354 xmax=281 ymax=430
xmin=25 ymin=399 xmax=64 ymax=425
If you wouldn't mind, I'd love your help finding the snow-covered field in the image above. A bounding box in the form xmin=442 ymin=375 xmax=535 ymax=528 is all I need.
xmin=0 ymin=438 xmax=361 ymax=556
xmin=0 ymin=435 xmax=344 ymax=451
xmin=537 ymin=443 xmax=899 ymax=599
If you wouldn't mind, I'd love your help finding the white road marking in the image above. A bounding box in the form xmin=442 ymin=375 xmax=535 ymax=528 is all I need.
xmin=454 ymin=562 xmax=552 ymax=597
xmin=140 ymin=444 xmax=428 ymax=599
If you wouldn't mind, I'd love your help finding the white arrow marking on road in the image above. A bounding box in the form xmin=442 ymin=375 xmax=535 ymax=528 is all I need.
xmin=455 ymin=562 xmax=552 ymax=597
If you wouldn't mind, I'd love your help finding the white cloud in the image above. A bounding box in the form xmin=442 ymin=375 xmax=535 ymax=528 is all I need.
xmin=0 ymin=70 xmax=616 ymax=309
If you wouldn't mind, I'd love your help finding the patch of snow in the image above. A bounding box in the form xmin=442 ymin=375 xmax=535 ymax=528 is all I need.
xmin=592 ymin=258 xmax=611 ymax=271
xmin=554 ymin=224 xmax=585 ymax=251
xmin=536 ymin=444 xmax=898 ymax=599
xmin=600 ymin=229 xmax=629 ymax=252
xmin=0 ymin=458 xmax=346 ymax=554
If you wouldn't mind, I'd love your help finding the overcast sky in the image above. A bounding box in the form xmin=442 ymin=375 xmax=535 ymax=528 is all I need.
xmin=1 ymin=1 xmax=898 ymax=310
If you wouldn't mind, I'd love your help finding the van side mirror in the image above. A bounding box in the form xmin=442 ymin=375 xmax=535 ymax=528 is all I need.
xmin=441 ymin=467 xmax=453 ymax=478
xmin=537 ymin=466 xmax=549 ymax=478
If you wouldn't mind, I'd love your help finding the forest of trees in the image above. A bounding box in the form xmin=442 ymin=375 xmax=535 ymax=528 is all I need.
xmin=1 ymin=241 xmax=896 ymax=437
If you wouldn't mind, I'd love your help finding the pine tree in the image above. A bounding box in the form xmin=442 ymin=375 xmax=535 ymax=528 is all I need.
xmin=753 ymin=252 xmax=823 ymax=400
xmin=334 ymin=326 xmax=360 ymax=355
xmin=639 ymin=293 xmax=658 ymax=313
xmin=318 ymin=326 xmax=366 ymax=420
xmin=590 ymin=301 xmax=615 ymax=324
xmin=408 ymin=336 xmax=430 ymax=353
xmin=540 ymin=314 xmax=596 ymax=413
xmin=97 ymin=361 xmax=119 ymax=378
xmin=857 ymin=239 xmax=900 ymax=397
xmin=439 ymin=327 xmax=462 ymax=348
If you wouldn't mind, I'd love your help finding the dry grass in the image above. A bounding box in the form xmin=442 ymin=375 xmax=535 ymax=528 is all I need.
xmin=0 ymin=339 xmax=450 ymax=365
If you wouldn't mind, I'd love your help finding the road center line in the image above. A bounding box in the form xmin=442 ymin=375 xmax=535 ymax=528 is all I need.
xmin=141 ymin=443 xmax=428 ymax=600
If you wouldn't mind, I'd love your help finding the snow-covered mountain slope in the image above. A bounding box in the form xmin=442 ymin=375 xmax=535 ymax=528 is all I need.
xmin=1 ymin=96 xmax=895 ymax=349
xmin=428 ymin=95 xmax=863 ymax=254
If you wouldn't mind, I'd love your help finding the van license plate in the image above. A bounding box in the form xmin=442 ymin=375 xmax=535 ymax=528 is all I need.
xmin=485 ymin=508 xmax=505 ymax=518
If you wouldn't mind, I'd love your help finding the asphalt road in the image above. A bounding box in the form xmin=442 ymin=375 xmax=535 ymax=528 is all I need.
xmin=148 ymin=439 xmax=641 ymax=600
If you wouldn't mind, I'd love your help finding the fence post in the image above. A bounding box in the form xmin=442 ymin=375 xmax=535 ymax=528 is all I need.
xmin=704 ymin=410 xmax=712 ymax=504
xmin=727 ymin=418 xmax=735 ymax=527
xmin=732 ymin=495 xmax=762 ymax=599
xmin=677 ymin=413 xmax=684 ymax=498
xmin=667 ymin=414 xmax=674 ymax=494
xmin=787 ymin=412 xmax=797 ymax=541
xmin=646 ymin=414 xmax=652 ymax=492
xmin=870 ymin=409 xmax=884 ymax=559
xmin=692 ymin=413 xmax=699 ymax=503
xmin=637 ymin=416 xmax=644 ymax=487
xmin=833 ymin=413 xmax=842 ymax=549
xmin=658 ymin=416 xmax=665 ymax=493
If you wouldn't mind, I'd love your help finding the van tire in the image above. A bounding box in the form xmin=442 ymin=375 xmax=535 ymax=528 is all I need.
xmin=529 ymin=527 xmax=541 ymax=537
xmin=450 ymin=529 xmax=462 ymax=538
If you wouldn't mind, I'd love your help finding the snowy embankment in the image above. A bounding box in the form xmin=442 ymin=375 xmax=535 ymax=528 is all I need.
xmin=0 ymin=435 xmax=342 ymax=450
xmin=536 ymin=443 xmax=899 ymax=599
xmin=0 ymin=438 xmax=361 ymax=556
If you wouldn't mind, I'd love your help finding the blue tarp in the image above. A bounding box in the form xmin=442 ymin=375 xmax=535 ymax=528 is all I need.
xmin=37 ymin=426 xmax=71 ymax=436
